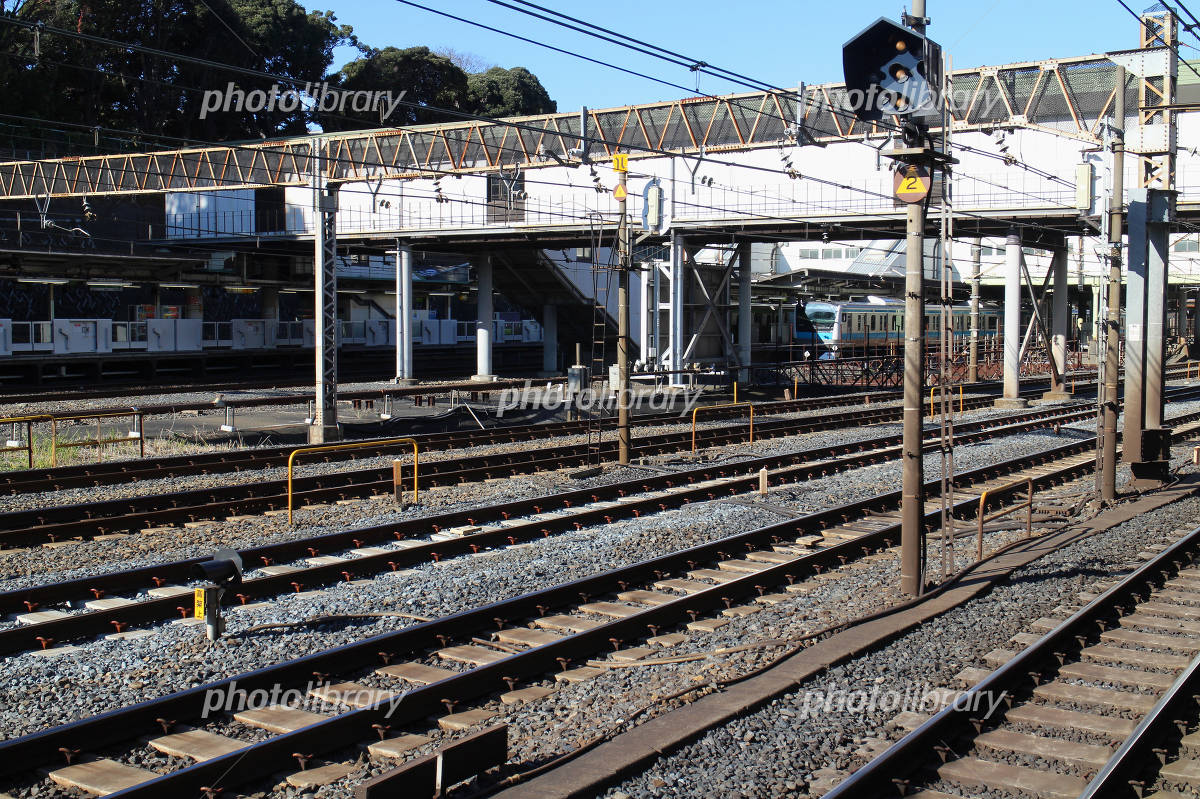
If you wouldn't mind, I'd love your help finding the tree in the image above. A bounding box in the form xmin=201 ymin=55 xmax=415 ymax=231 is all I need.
xmin=0 ymin=0 xmax=354 ymax=145
xmin=321 ymin=45 xmax=468 ymax=130
xmin=434 ymin=47 xmax=494 ymax=75
xmin=467 ymin=66 xmax=557 ymax=119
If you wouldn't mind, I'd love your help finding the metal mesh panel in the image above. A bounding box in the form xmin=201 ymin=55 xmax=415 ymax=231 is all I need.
xmin=479 ymin=126 xmax=508 ymax=162
xmin=999 ymin=67 xmax=1043 ymax=117
xmin=967 ymin=75 xmax=1012 ymax=125
xmin=638 ymin=106 xmax=671 ymax=149
xmin=728 ymin=96 xmax=763 ymax=143
xmin=707 ymin=103 xmax=740 ymax=145
xmin=618 ymin=111 xmax=645 ymax=150
xmin=681 ymin=102 xmax=714 ymax=146
xmin=1027 ymin=73 xmax=1072 ymax=124
xmin=659 ymin=109 xmax=695 ymax=150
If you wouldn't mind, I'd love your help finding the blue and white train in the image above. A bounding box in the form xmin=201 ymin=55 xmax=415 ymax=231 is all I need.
xmin=796 ymin=297 xmax=1002 ymax=355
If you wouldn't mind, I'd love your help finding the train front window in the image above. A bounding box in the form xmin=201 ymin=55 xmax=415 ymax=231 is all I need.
xmin=808 ymin=310 xmax=836 ymax=331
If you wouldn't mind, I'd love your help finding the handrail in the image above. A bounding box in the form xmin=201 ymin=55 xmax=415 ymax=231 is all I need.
xmin=692 ymin=402 xmax=753 ymax=452
xmin=287 ymin=437 xmax=419 ymax=525
xmin=50 ymin=411 xmax=145 ymax=467
xmin=0 ymin=414 xmax=51 ymax=469
xmin=976 ymin=478 xmax=1034 ymax=560
xmin=929 ymin=385 xmax=964 ymax=415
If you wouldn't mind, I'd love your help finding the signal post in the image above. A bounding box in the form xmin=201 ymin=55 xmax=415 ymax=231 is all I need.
xmin=843 ymin=4 xmax=949 ymax=596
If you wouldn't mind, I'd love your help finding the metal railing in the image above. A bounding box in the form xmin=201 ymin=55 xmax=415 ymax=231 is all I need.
xmin=50 ymin=410 xmax=145 ymax=467
xmin=692 ymin=402 xmax=753 ymax=452
xmin=0 ymin=414 xmax=49 ymax=468
xmin=287 ymin=437 xmax=419 ymax=525
xmin=975 ymin=478 xmax=1034 ymax=560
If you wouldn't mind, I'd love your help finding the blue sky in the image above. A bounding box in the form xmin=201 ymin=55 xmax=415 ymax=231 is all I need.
xmin=324 ymin=0 xmax=1164 ymax=112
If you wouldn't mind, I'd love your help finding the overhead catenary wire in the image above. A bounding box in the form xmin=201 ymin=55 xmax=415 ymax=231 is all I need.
xmin=0 ymin=12 xmax=1082 ymax=234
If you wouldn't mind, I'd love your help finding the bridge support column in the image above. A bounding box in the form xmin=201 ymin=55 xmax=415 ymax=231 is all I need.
xmin=308 ymin=140 xmax=340 ymax=444
xmin=472 ymin=255 xmax=495 ymax=382
xmin=996 ymin=229 xmax=1027 ymax=408
xmin=968 ymin=241 xmax=981 ymax=383
xmin=1143 ymin=190 xmax=1175 ymax=483
xmin=669 ymin=233 xmax=686 ymax=387
xmin=737 ymin=241 xmax=753 ymax=384
xmin=395 ymin=243 xmax=414 ymax=384
xmin=1043 ymin=248 xmax=1071 ymax=400
xmin=541 ymin=303 xmax=558 ymax=376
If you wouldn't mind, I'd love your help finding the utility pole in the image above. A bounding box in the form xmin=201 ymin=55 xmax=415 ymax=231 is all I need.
xmin=1100 ymin=65 xmax=1125 ymax=503
xmin=615 ymin=154 xmax=632 ymax=465
xmin=900 ymin=0 xmax=929 ymax=597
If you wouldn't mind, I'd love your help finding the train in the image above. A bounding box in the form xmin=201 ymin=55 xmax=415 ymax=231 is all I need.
xmin=795 ymin=297 xmax=1003 ymax=356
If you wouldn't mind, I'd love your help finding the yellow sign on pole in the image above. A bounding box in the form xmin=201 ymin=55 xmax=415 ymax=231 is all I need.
xmin=613 ymin=153 xmax=629 ymax=173
xmin=193 ymin=587 xmax=206 ymax=618
xmin=613 ymin=184 xmax=628 ymax=201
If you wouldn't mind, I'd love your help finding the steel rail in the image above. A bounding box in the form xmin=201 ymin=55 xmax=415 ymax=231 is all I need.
xmin=0 ymin=390 xmax=887 ymax=494
xmin=1079 ymin=652 xmax=1200 ymax=798
xmin=822 ymin=512 xmax=1200 ymax=798
xmin=0 ymin=437 xmax=1107 ymax=791
xmin=0 ymin=404 xmax=1108 ymax=656
xmin=0 ymin=388 xmax=1063 ymax=547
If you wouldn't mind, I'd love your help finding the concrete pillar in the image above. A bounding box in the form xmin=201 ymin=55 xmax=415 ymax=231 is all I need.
xmin=1125 ymin=189 xmax=1149 ymax=465
xmin=1144 ymin=191 xmax=1173 ymax=431
xmin=669 ymin=233 xmax=686 ymax=385
xmin=395 ymin=243 xmax=414 ymax=383
xmin=472 ymin=254 xmax=495 ymax=381
xmin=541 ymin=303 xmax=558 ymax=375
xmin=1043 ymin=248 xmax=1071 ymax=399
xmin=638 ymin=265 xmax=651 ymax=364
xmin=997 ymin=230 xmax=1027 ymax=407
xmin=968 ymin=241 xmax=981 ymax=383
xmin=737 ymin=241 xmax=753 ymax=384
xmin=1193 ymin=288 xmax=1200 ymax=343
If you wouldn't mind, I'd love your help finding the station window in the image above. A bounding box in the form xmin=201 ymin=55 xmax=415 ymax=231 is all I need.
xmin=1175 ymin=237 xmax=1199 ymax=253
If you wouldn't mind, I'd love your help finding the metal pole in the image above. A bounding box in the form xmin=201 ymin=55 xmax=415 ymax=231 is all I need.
xmin=617 ymin=163 xmax=631 ymax=465
xmin=968 ymin=241 xmax=981 ymax=383
xmin=310 ymin=137 xmax=339 ymax=444
xmin=901 ymin=200 xmax=926 ymax=597
xmin=1100 ymin=66 xmax=1125 ymax=502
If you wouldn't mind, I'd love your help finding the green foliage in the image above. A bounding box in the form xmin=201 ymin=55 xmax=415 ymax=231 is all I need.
xmin=467 ymin=66 xmax=557 ymax=119
xmin=0 ymin=0 xmax=352 ymax=143
xmin=322 ymin=45 xmax=468 ymax=130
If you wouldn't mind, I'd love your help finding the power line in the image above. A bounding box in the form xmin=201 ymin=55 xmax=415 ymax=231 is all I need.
xmin=1114 ymin=0 xmax=1200 ymax=81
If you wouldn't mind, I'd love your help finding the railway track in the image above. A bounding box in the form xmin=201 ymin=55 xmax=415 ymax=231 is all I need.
xmin=0 ymin=385 xmax=1075 ymax=547
xmin=0 ymin=389 xmax=889 ymax=495
xmin=0 ymin=401 xmax=1112 ymax=657
xmin=0 ymin=408 xmax=1151 ymax=798
xmin=823 ymin=515 xmax=1200 ymax=799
